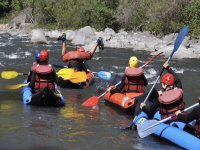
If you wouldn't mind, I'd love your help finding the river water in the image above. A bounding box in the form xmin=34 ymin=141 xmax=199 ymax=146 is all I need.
xmin=0 ymin=32 xmax=199 ymax=150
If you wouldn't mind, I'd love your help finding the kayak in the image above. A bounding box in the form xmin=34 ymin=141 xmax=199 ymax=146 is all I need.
xmin=21 ymin=80 xmax=65 ymax=107
xmin=104 ymin=91 xmax=144 ymax=115
xmin=134 ymin=111 xmax=200 ymax=149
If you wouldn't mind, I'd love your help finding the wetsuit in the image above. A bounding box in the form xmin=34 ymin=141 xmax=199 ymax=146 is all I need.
xmin=177 ymin=105 xmax=200 ymax=138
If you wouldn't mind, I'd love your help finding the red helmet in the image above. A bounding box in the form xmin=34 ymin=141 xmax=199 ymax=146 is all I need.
xmin=77 ymin=47 xmax=85 ymax=52
xmin=161 ymin=73 xmax=175 ymax=86
xmin=40 ymin=50 xmax=49 ymax=62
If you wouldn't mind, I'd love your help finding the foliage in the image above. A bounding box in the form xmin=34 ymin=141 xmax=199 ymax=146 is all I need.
xmin=0 ymin=0 xmax=200 ymax=35
xmin=179 ymin=0 xmax=200 ymax=36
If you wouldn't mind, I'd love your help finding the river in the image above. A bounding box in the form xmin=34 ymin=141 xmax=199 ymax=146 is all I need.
xmin=0 ymin=32 xmax=199 ymax=149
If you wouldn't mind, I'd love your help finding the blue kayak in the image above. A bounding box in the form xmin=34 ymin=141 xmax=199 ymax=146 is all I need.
xmin=21 ymin=80 xmax=65 ymax=107
xmin=134 ymin=111 xmax=200 ymax=149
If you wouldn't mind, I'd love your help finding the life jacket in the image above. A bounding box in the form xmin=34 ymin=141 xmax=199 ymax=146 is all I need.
xmin=31 ymin=62 xmax=37 ymax=71
xmin=159 ymin=88 xmax=184 ymax=122
xmin=32 ymin=64 xmax=55 ymax=93
xmin=62 ymin=51 xmax=91 ymax=62
xmin=122 ymin=67 xmax=145 ymax=93
xmin=194 ymin=118 xmax=200 ymax=138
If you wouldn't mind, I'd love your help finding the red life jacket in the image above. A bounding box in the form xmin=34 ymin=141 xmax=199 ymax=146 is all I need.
xmin=122 ymin=67 xmax=145 ymax=93
xmin=62 ymin=51 xmax=91 ymax=62
xmin=159 ymin=88 xmax=184 ymax=122
xmin=32 ymin=64 xmax=55 ymax=93
xmin=194 ymin=118 xmax=200 ymax=138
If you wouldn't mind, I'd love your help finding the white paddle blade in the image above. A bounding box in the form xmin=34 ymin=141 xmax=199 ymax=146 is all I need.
xmin=137 ymin=120 xmax=159 ymax=138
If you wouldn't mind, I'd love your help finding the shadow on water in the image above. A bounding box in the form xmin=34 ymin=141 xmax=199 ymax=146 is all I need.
xmin=0 ymin=33 xmax=199 ymax=149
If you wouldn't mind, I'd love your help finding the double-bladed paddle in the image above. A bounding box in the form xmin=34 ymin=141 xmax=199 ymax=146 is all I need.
xmin=52 ymin=63 xmax=112 ymax=80
xmin=1 ymin=68 xmax=87 ymax=83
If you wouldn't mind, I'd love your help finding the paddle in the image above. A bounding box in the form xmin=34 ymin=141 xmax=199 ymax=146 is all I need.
xmin=125 ymin=26 xmax=189 ymax=130
xmin=1 ymin=68 xmax=87 ymax=83
xmin=1 ymin=71 xmax=28 ymax=79
xmin=52 ymin=63 xmax=111 ymax=80
xmin=82 ymin=81 xmax=122 ymax=106
xmin=6 ymin=83 xmax=29 ymax=90
xmin=137 ymin=103 xmax=199 ymax=138
xmin=82 ymin=52 xmax=163 ymax=107
xmin=56 ymin=68 xmax=87 ymax=83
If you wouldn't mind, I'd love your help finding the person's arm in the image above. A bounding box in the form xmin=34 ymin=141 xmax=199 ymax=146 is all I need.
xmin=110 ymin=75 xmax=125 ymax=94
xmin=141 ymin=74 xmax=148 ymax=86
xmin=61 ymin=41 xmax=67 ymax=56
xmin=177 ymin=105 xmax=200 ymax=123
xmin=89 ymin=37 xmax=103 ymax=57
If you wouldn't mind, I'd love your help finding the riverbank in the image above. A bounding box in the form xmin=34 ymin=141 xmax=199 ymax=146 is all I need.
xmin=0 ymin=24 xmax=200 ymax=59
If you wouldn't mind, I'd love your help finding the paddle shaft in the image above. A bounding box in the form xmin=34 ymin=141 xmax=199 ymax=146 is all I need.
xmin=143 ymin=103 xmax=199 ymax=132
xmin=18 ymin=73 xmax=29 ymax=76
xmin=140 ymin=52 xmax=163 ymax=69
xmin=98 ymin=81 xmax=122 ymax=98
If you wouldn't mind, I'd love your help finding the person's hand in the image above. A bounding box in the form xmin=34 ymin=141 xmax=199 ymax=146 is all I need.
xmin=175 ymin=110 xmax=181 ymax=116
xmin=57 ymin=33 xmax=66 ymax=42
xmin=140 ymin=102 xmax=146 ymax=109
xmin=106 ymin=86 xmax=116 ymax=93
xmin=163 ymin=62 xmax=169 ymax=69
xmin=96 ymin=37 xmax=104 ymax=50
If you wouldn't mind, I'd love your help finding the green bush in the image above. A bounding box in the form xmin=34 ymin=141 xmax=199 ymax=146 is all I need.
xmin=179 ymin=0 xmax=200 ymax=36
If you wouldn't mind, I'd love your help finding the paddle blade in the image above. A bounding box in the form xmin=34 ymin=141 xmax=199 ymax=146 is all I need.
xmin=137 ymin=120 xmax=159 ymax=138
xmin=68 ymin=72 xmax=87 ymax=83
xmin=56 ymin=68 xmax=74 ymax=77
xmin=97 ymin=71 xmax=111 ymax=80
xmin=82 ymin=96 xmax=100 ymax=107
xmin=1 ymin=71 xmax=19 ymax=79
xmin=172 ymin=26 xmax=189 ymax=55
xmin=6 ymin=83 xmax=29 ymax=90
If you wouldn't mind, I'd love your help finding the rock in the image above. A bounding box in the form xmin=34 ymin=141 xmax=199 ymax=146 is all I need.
xmin=8 ymin=7 xmax=35 ymax=31
xmin=31 ymin=29 xmax=48 ymax=44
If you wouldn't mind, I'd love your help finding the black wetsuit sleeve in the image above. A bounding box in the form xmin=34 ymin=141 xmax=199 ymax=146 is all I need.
xmin=167 ymin=68 xmax=182 ymax=88
xmin=141 ymin=88 xmax=159 ymax=118
xmin=27 ymin=70 xmax=32 ymax=82
xmin=177 ymin=105 xmax=200 ymax=123
xmin=110 ymin=75 xmax=125 ymax=94
xmin=28 ymin=71 xmax=36 ymax=88
xmin=141 ymin=73 xmax=148 ymax=86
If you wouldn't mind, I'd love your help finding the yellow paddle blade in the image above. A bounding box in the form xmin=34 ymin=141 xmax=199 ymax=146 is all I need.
xmin=68 ymin=72 xmax=87 ymax=83
xmin=1 ymin=71 xmax=20 ymax=79
xmin=56 ymin=68 xmax=74 ymax=77
xmin=6 ymin=83 xmax=29 ymax=90
xmin=56 ymin=68 xmax=87 ymax=83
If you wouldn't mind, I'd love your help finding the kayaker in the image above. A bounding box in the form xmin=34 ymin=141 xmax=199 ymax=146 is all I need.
xmin=107 ymin=56 xmax=148 ymax=94
xmin=27 ymin=50 xmax=76 ymax=92
xmin=139 ymin=62 xmax=184 ymax=121
xmin=58 ymin=33 xmax=103 ymax=72
xmin=175 ymin=97 xmax=200 ymax=138
xmin=58 ymin=33 xmax=103 ymax=88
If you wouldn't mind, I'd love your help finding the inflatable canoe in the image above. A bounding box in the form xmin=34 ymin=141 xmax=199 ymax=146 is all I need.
xmin=104 ymin=92 xmax=144 ymax=115
xmin=21 ymin=80 xmax=65 ymax=107
xmin=134 ymin=111 xmax=200 ymax=149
